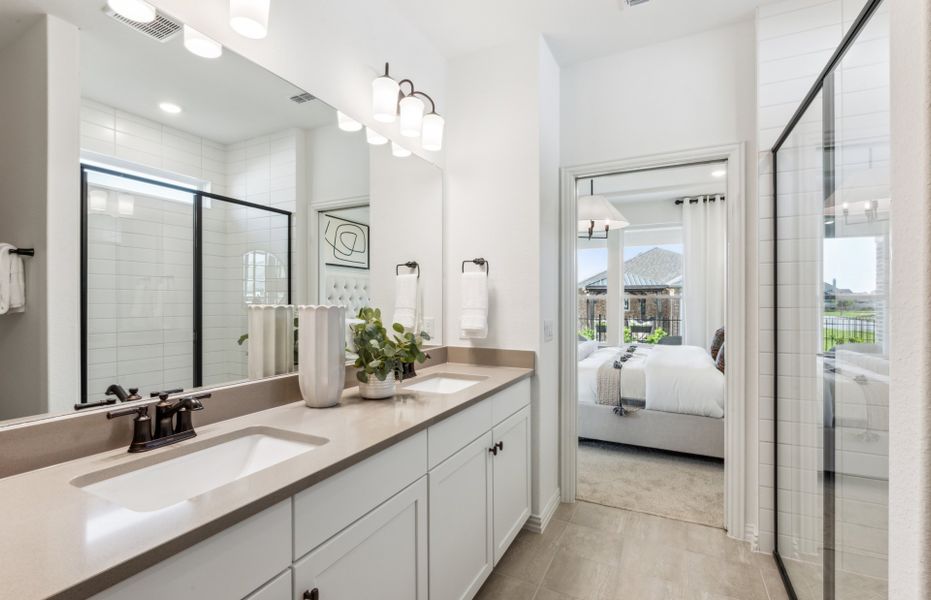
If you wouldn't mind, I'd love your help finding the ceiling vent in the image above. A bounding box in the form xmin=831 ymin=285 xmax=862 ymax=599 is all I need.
xmin=103 ymin=7 xmax=181 ymax=42
xmin=289 ymin=92 xmax=317 ymax=104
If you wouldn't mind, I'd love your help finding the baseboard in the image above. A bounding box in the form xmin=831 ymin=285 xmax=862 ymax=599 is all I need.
xmin=523 ymin=488 xmax=560 ymax=534
xmin=744 ymin=522 xmax=760 ymax=552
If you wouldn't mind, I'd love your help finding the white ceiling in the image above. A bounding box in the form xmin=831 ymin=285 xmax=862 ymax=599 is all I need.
xmin=390 ymin=0 xmax=770 ymax=65
xmin=579 ymin=162 xmax=727 ymax=205
xmin=13 ymin=0 xmax=336 ymax=144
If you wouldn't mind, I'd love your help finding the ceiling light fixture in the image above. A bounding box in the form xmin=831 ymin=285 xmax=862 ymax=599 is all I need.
xmin=577 ymin=179 xmax=629 ymax=240
xmin=391 ymin=142 xmax=412 ymax=158
xmin=159 ymin=102 xmax=182 ymax=114
xmin=107 ymin=0 xmax=156 ymax=23
xmin=711 ymin=169 xmax=727 ymax=178
xmin=183 ymin=25 xmax=223 ymax=58
xmin=372 ymin=62 xmax=445 ymax=150
xmin=337 ymin=111 xmax=363 ymax=132
xmin=365 ymin=127 xmax=388 ymax=146
xmin=229 ymin=0 xmax=270 ymax=39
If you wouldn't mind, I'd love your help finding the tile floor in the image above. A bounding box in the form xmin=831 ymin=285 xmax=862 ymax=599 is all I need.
xmin=476 ymin=500 xmax=790 ymax=600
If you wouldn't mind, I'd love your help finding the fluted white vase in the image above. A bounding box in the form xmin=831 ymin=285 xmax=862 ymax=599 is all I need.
xmin=298 ymin=305 xmax=346 ymax=408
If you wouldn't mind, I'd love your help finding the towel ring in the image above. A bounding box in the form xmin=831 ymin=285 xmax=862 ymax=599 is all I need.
xmin=461 ymin=258 xmax=489 ymax=274
xmin=396 ymin=261 xmax=420 ymax=277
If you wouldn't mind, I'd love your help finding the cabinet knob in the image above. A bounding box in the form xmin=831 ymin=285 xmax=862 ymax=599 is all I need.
xmin=489 ymin=446 xmax=498 ymax=456
xmin=304 ymin=589 xmax=319 ymax=600
xmin=495 ymin=441 xmax=504 ymax=452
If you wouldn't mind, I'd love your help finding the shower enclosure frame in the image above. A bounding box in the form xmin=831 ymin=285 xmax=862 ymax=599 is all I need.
xmin=78 ymin=163 xmax=293 ymax=404
xmin=769 ymin=0 xmax=886 ymax=598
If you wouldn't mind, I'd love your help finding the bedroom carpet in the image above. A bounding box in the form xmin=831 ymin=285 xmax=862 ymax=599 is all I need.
xmin=577 ymin=439 xmax=724 ymax=528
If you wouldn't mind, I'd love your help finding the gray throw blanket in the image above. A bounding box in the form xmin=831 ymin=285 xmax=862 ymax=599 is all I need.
xmin=596 ymin=352 xmax=622 ymax=406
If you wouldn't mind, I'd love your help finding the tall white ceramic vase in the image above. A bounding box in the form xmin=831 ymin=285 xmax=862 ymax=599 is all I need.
xmin=247 ymin=305 xmax=294 ymax=379
xmin=298 ymin=305 xmax=346 ymax=408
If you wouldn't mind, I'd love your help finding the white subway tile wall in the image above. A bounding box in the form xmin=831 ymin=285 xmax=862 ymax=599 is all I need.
xmin=81 ymin=101 xmax=297 ymax=398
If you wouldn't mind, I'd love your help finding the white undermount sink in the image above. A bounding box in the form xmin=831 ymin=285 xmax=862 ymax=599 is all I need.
xmin=72 ymin=427 xmax=327 ymax=512
xmin=403 ymin=374 xmax=486 ymax=394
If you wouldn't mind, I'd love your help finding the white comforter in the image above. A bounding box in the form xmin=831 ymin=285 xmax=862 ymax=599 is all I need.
xmin=578 ymin=345 xmax=725 ymax=418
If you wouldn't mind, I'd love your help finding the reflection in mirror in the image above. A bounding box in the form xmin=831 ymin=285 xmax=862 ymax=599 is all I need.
xmin=0 ymin=3 xmax=443 ymax=423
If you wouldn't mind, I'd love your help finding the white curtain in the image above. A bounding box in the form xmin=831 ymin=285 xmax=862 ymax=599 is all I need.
xmin=682 ymin=197 xmax=727 ymax=348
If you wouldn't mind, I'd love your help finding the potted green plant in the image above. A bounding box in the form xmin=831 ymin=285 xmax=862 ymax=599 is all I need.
xmin=351 ymin=307 xmax=430 ymax=399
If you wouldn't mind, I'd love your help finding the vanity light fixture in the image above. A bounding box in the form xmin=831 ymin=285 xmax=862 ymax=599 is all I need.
xmin=577 ymin=179 xmax=629 ymax=240
xmin=159 ymin=102 xmax=182 ymax=114
xmin=107 ymin=0 xmax=156 ymax=23
xmin=337 ymin=111 xmax=363 ymax=132
xmin=365 ymin=127 xmax=388 ymax=146
xmin=372 ymin=62 xmax=445 ymax=150
xmin=183 ymin=25 xmax=223 ymax=59
xmin=391 ymin=142 xmax=412 ymax=158
xmin=229 ymin=0 xmax=270 ymax=39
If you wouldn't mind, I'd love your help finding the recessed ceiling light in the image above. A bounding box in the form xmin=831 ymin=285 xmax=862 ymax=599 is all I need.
xmin=337 ymin=111 xmax=363 ymax=132
xmin=159 ymin=102 xmax=182 ymax=114
xmin=107 ymin=0 xmax=156 ymax=23
xmin=711 ymin=169 xmax=727 ymax=178
xmin=391 ymin=142 xmax=412 ymax=158
xmin=229 ymin=0 xmax=270 ymax=40
xmin=183 ymin=25 xmax=223 ymax=59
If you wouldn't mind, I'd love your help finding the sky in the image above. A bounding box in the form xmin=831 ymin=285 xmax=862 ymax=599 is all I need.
xmin=577 ymin=244 xmax=682 ymax=282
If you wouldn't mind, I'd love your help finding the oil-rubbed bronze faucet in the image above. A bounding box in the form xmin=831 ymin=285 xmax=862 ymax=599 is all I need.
xmin=107 ymin=393 xmax=210 ymax=453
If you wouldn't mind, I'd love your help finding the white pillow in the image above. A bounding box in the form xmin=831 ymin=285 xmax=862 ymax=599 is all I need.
xmin=578 ymin=340 xmax=599 ymax=361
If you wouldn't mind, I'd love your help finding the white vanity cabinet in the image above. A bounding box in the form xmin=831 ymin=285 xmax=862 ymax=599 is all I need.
xmin=427 ymin=379 xmax=531 ymax=600
xmin=90 ymin=378 xmax=530 ymax=600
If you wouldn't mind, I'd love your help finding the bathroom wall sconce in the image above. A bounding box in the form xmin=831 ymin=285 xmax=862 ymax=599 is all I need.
xmin=107 ymin=0 xmax=156 ymax=23
xmin=337 ymin=111 xmax=363 ymax=132
xmin=183 ymin=25 xmax=223 ymax=59
xmin=372 ymin=63 xmax=445 ymax=151
xmin=365 ymin=127 xmax=388 ymax=146
xmin=230 ymin=0 xmax=270 ymax=39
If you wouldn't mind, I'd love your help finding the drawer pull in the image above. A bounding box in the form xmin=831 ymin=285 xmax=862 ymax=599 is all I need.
xmin=304 ymin=588 xmax=320 ymax=600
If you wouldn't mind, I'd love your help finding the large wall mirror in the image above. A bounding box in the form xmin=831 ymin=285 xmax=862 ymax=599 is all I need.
xmin=0 ymin=1 xmax=444 ymax=423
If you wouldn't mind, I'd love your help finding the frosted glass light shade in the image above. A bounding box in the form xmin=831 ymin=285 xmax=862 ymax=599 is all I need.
xmin=365 ymin=127 xmax=388 ymax=146
xmin=391 ymin=142 xmax=411 ymax=158
xmin=421 ymin=112 xmax=445 ymax=151
xmin=88 ymin=190 xmax=108 ymax=212
xmin=107 ymin=0 xmax=156 ymax=23
xmin=577 ymin=194 xmax=628 ymax=232
xmin=229 ymin=0 xmax=270 ymax=39
xmin=399 ymin=95 xmax=425 ymax=138
xmin=372 ymin=76 xmax=399 ymax=123
xmin=337 ymin=111 xmax=363 ymax=132
xmin=118 ymin=194 xmax=135 ymax=216
xmin=183 ymin=25 xmax=222 ymax=58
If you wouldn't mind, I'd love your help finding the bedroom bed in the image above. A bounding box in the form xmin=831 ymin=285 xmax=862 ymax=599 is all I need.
xmin=577 ymin=342 xmax=725 ymax=459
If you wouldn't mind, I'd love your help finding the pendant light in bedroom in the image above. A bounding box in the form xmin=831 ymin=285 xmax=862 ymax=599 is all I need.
xmin=578 ymin=179 xmax=629 ymax=239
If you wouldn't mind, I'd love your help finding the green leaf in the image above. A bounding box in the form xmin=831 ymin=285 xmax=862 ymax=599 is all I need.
xmin=237 ymin=333 xmax=249 ymax=346
xmin=356 ymin=371 xmax=369 ymax=384
xmin=392 ymin=323 xmax=404 ymax=333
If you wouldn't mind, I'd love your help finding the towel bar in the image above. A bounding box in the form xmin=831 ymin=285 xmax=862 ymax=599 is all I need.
xmin=461 ymin=258 xmax=489 ymax=274
xmin=7 ymin=248 xmax=34 ymax=256
xmin=396 ymin=261 xmax=420 ymax=277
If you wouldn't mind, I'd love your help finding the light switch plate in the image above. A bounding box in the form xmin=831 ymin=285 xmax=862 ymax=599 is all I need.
xmin=543 ymin=319 xmax=554 ymax=342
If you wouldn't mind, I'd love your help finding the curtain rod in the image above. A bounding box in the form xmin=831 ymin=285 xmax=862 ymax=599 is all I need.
xmin=674 ymin=195 xmax=726 ymax=205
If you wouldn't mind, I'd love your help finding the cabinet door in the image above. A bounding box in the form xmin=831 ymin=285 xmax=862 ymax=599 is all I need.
xmin=245 ymin=569 xmax=291 ymax=600
xmin=293 ymin=477 xmax=428 ymax=600
xmin=492 ymin=406 xmax=531 ymax=564
xmin=429 ymin=431 xmax=494 ymax=600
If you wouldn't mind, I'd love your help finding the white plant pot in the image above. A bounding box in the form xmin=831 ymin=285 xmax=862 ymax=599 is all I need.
xmin=298 ymin=305 xmax=346 ymax=408
xmin=358 ymin=371 xmax=396 ymax=399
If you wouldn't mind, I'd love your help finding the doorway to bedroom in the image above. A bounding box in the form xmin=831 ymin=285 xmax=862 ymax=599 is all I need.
xmin=572 ymin=159 xmax=730 ymax=529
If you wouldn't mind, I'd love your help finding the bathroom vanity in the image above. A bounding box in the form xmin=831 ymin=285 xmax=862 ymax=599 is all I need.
xmin=0 ymin=362 xmax=532 ymax=599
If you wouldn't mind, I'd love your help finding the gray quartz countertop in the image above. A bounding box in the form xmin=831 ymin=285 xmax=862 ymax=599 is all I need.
xmin=0 ymin=362 xmax=533 ymax=600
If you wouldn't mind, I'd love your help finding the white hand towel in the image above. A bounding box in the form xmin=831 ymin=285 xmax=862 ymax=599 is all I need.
xmin=0 ymin=244 xmax=25 ymax=315
xmin=392 ymin=274 xmax=420 ymax=331
xmin=460 ymin=271 xmax=488 ymax=339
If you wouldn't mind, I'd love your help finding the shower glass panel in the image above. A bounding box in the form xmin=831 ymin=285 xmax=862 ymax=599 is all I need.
xmin=773 ymin=1 xmax=888 ymax=598
xmin=84 ymin=169 xmax=196 ymax=402
xmin=201 ymin=196 xmax=291 ymax=387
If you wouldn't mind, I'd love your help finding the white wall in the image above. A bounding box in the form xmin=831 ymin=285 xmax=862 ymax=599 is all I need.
xmin=561 ymin=20 xmax=760 ymax=540
xmin=0 ymin=15 xmax=79 ymax=419
xmin=445 ymin=35 xmax=561 ymax=519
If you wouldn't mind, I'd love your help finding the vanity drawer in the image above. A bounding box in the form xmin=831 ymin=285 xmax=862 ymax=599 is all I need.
xmin=91 ymin=500 xmax=291 ymax=600
xmin=244 ymin=568 xmax=291 ymax=600
xmin=491 ymin=378 xmax=531 ymax=424
xmin=293 ymin=430 xmax=427 ymax=559
xmin=427 ymin=398 xmax=493 ymax=469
